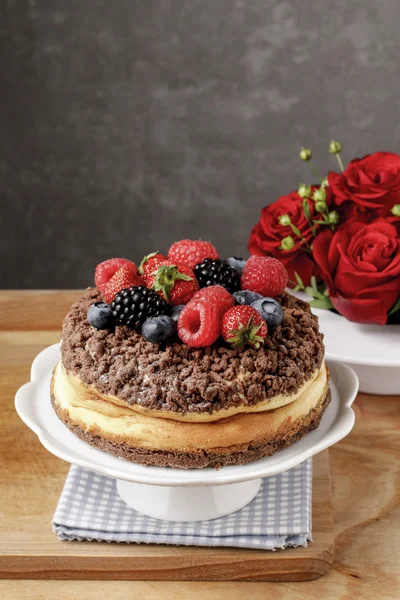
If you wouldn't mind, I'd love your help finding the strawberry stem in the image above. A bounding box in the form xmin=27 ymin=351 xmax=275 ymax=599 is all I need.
xmin=227 ymin=317 xmax=265 ymax=349
xmin=138 ymin=251 xmax=159 ymax=275
xmin=152 ymin=265 xmax=192 ymax=301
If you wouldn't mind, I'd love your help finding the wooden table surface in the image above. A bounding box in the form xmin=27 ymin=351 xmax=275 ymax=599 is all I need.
xmin=1 ymin=291 xmax=399 ymax=600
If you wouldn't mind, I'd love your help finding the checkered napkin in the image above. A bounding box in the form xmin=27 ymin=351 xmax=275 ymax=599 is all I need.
xmin=52 ymin=459 xmax=312 ymax=550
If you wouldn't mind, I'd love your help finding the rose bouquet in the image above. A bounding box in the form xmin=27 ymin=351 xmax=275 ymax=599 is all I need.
xmin=249 ymin=142 xmax=400 ymax=325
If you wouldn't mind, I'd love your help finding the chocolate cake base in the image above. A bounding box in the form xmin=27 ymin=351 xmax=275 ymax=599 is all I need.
xmin=50 ymin=384 xmax=331 ymax=470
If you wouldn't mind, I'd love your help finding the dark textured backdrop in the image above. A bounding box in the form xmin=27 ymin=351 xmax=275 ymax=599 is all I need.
xmin=2 ymin=0 xmax=400 ymax=288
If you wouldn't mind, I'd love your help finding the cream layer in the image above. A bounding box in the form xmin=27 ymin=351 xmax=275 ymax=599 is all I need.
xmin=52 ymin=362 xmax=328 ymax=451
xmin=58 ymin=360 xmax=324 ymax=423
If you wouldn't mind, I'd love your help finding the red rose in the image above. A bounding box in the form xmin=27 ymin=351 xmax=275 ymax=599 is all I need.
xmin=248 ymin=188 xmax=332 ymax=286
xmin=328 ymin=152 xmax=400 ymax=216
xmin=313 ymin=217 xmax=400 ymax=325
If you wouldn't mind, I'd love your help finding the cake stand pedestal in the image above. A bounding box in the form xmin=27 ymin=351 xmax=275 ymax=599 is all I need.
xmin=15 ymin=344 xmax=358 ymax=522
xmin=117 ymin=478 xmax=261 ymax=521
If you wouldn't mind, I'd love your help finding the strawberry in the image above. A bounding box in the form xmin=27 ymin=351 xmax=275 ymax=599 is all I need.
xmin=168 ymin=239 xmax=219 ymax=269
xmin=221 ymin=305 xmax=268 ymax=349
xmin=177 ymin=300 xmax=221 ymax=347
xmin=138 ymin=252 xmax=168 ymax=276
xmin=147 ymin=263 xmax=200 ymax=306
xmin=191 ymin=285 xmax=234 ymax=315
xmin=142 ymin=259 xmax=172 ymax=288
xmin=95 ymin=258 xmax=137 ymax=294
xmin=103 ymin=264 xmax=144 ymax=304
xmin=241 ymin=256 xmax=288 ymax=297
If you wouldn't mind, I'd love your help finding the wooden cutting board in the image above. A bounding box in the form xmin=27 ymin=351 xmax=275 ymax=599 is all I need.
xmin=0 ymin=303 xmax=333 ymax=582
xmin=1 ymin=437 xmax=333 ymax=583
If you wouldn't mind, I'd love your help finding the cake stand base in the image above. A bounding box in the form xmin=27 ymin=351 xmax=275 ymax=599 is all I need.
xmin=116 ymin=477 xmax=262 ymax=521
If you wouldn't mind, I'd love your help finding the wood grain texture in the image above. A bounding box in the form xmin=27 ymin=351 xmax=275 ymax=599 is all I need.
xmin=1 ymin=292 xmax=399 ymax=599
xmin=0 ymin=290 xmax=82 ymax=331
xmin=0 ymin=448 xmax=333 ymax=581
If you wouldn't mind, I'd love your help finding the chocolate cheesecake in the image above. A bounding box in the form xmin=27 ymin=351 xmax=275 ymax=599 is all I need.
xmin=51 ymin=287 xmax=329 ymax=468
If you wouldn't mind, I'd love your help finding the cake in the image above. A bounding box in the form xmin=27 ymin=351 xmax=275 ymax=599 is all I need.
xmin=51 ymin=242 xmax=329 ymax=469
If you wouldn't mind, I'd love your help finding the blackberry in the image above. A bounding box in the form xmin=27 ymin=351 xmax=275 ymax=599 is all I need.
xmin=111 ymin=286 xmax=168 ymax=330
xmin=194 ymin=258 xmax=241 ymax=293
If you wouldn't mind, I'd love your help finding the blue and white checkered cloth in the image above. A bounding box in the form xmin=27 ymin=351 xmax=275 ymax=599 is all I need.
xmin=53 ymin=459 xmax=312 ymax=550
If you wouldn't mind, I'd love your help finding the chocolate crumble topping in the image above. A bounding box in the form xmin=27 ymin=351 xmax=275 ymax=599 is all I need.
xmin=60 ymin=288 xmax=324 ymax=415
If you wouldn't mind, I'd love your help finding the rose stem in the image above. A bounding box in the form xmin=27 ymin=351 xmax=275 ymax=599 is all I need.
xmin=309 ymin=161 xmax=324 ymax=182
xmin=336 ymin=154 xmax=345 ymax=172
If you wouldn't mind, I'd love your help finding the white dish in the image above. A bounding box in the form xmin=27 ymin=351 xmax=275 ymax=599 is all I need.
xmin=15 ymin=344 xmax=358 ymax=521
xmin=294 ymin=292 xmax=400 ymax=395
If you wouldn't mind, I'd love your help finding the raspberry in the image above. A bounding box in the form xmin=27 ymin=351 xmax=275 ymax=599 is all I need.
xmin=221 ymin=305 xmax=268 ymax=349
xmin=241 ymin=256 xmax=288 ymax=297
xmin=138 ymin=252 xmax=168 ymax=276
xmin=103 ymin=265 xmax=144 ymax=304
xmin=191 ymin=285 xmax=234 ymax=315
xmin=168 ymin=239 xmax=219 ymax=269
xmin=95 ymin=258 xmax=137 ymax=294
xmin=177 ymin=300 xmax=221 ymax=347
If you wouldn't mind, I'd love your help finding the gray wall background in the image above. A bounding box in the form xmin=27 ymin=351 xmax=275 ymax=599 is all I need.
xmin=2 ymin=0 xmax=400 ymax=288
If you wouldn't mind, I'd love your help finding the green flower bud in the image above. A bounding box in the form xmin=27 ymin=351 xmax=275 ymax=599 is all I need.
xmin=327 ymin=210 xmax=339 ymax=224
xmin=299 ymin=147 xmax=312 ymax=161
xmin=391 ymin=204 xmax=400 ymax=217
xmin=320 ymin=176 xmax=329 ymax=188
xmin=279 ymin=214 xmax=291 ymax=226
xmin=280 ymin=236 xmax=295 ymax=251
xmin=315 ymin=201 xmax=327 ymax=213
xmin=329 ymin=139 xmax=342 ymax=154
xmin=312 ymin=187 xmax=326 ymax=203
xmin=298 ymin=183 xmax=312 ymax=198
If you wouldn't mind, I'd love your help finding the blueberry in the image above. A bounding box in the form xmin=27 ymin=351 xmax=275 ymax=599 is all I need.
xmin=142 ymin=315 xmax=177 ymax=343
xmin=170 ymin=305 xmax=185 ymax=322
xmin=233 ymin=290 xmax=264 ymax=306
xmin=87 ymin=302 xmax=115 ymax=330
xmin=225 ymin=256 xmax=246 ymax=273
xmin=251 ymin=298 xmax=284 ymax=329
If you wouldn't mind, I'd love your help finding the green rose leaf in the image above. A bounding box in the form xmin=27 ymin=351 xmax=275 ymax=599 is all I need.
xmin=309 ymin=297 xmax=334 ymax=310
xmin=293 ymin=271 xmax=305 ymax=292
xmin=302 ymin=198 xmax=311 ymax=221
xmin=388 ymin=297 xmax=400 ymax=316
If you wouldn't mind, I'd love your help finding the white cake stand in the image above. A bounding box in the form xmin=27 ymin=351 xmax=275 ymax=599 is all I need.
xmin=15 ymin=344 xmax=358 ymax=522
